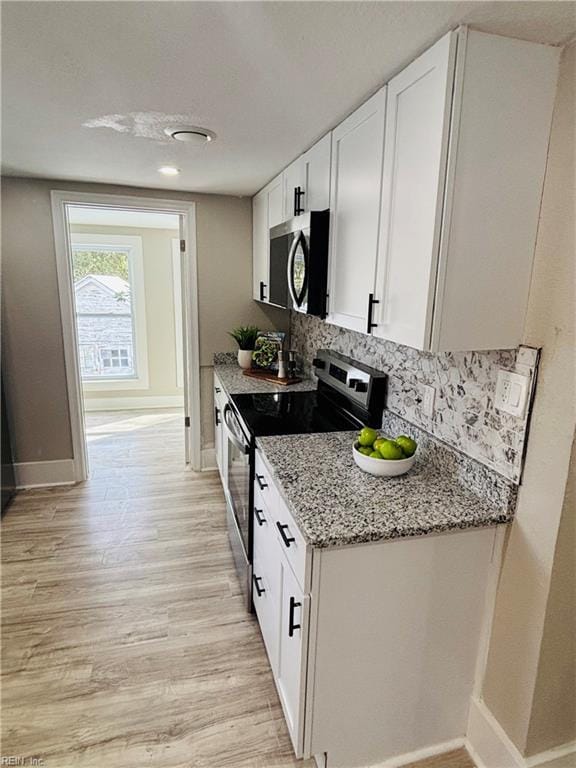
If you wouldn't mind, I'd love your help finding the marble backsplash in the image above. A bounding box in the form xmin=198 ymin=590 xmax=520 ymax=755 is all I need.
xmin=290 ymin=312 xmax=535 ymax=484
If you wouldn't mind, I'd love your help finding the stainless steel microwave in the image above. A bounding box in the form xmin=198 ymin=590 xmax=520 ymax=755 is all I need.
xmin=268 ymin=210 xmax=329 ymax=317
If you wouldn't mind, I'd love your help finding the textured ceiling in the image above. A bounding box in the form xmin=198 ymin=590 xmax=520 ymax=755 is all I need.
xmin=2 ymin=1 xmax=575 ymax=195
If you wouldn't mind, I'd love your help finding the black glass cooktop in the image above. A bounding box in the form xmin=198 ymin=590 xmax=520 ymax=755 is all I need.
xmin=230 ymin=389 xmax=361 ymax=438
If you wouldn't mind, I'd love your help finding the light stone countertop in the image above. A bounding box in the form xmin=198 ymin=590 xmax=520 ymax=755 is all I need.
xmin=256 ymin=429 xmax=515 ymax=549
xmin=213 ymin=363 xmax=316 ymax=396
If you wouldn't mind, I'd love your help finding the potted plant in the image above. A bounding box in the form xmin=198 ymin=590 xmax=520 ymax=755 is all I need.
xmin=228 ymin=325 xmax=260 ymax=369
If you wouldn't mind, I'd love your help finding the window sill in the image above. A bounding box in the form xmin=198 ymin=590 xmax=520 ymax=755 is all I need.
xmin=82 ymin=376 xmax=149 ymax=392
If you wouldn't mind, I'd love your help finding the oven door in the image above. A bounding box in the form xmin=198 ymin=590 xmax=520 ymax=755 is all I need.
xmin=223 ymin=403 xmax=251 ymax=557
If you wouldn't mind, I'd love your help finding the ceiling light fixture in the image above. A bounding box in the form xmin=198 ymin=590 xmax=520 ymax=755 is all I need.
xmin=164 ymin=125 xmax=216 ymax=145
xmin=158 ymin=166 xmax=180 ymax=176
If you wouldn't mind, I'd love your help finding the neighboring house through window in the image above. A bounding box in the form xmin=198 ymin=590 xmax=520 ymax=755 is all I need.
xmin=71 ymin=234 xmax=149 ymax=390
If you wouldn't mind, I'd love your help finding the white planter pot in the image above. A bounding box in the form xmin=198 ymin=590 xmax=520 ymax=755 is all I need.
xmin=237 ymin=349 xmax=253 ymax=369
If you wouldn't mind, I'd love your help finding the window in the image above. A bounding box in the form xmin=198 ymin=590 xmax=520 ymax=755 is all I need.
xmin=71 ymin=234 xmax=149 ymax=390
xmin=101 ymin=347 xmax=132 ymax=371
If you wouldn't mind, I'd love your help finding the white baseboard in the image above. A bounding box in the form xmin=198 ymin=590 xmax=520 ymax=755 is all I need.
xmin=201 ymin=448 xmax=217 ymax=471
xmin=15 ymin=459 xmax=76 ymax=488
xmin=83 ymin=395 xmax=184 ymax=412
xmin=466 ymin=697 xmax=576 ymax=768
xmin=526 ymin=742 xmax=576 ymax=767
xmin=467 ymin=697 xmax=524 ymax=768
xmin=364 ymin=739 xmax=466 ymax=767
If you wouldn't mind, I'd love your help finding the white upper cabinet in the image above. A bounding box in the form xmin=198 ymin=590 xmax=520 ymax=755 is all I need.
xmin=283 ymin=133 xmax=332 ymax=220
xmin=373 ymin=28 xmax=559 ymax=351
xmin=327 ymin=88 xmax=387 ymax=333
xmin=373 ymin=32 xmax=456 ymax=350
xmin=252 ymin=173 xmax=285 ymax=302
xmin=301 ymin=133 xmax=332 ymax=212
xmin=267 ymin=173 xmax=285 ymax=228
xmin=283 ymin=158 xmax=304 ymax=220
xmin=252 ymin=27 xmax=559 ymax=347
xmin=252 ymin=187 xmax=268 ymax=302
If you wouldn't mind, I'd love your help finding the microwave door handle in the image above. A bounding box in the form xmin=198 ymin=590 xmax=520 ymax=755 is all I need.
xmin=223 ymin=404 xmax=249 ymax=455
xmin=286 ymin=233 xmax=302 ymax=307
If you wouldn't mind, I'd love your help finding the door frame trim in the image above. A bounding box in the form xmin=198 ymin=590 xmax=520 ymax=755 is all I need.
xmin=51 ymin=189 xmax=201 ymax=479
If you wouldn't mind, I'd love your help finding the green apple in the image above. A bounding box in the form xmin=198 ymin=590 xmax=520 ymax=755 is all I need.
xmin=373 ymin=438 xmax=386 ymax=450
xmin=358 ymin=446 xmax=373 ymax=456
xmin=378 ymin=440 xmax=405 ymax=460
xmin=395 ymin=435 xmax=417 ymax=457
xmin=358 ymin=427 xmax=379 ymax=447
xmin=369 ymin=451 xmax=383 ymax=459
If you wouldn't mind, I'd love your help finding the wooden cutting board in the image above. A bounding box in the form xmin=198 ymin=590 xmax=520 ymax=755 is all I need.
xmin=242 ymin=369 xmax=302 ymax=386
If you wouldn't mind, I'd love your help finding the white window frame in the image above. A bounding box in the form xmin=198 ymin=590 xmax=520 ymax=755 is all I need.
xmin=71 ymin=233 xmax=149 ymax=391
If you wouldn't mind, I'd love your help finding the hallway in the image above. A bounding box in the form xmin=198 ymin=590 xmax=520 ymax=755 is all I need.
xmin=1 ymin=409 xmax=306 ymax=767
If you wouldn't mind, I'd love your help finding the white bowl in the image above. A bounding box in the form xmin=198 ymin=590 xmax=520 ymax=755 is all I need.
xmin=352 ymin=442 xmax=416 ymax=477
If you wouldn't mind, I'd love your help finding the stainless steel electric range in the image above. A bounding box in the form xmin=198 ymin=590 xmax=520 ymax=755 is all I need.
xmin=221 ymin=349 xmax=388 ymax=609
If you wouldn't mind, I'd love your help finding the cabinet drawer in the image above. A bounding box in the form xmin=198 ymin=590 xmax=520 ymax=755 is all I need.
xmin=253 ymin=484 xmax=277 ymax=554
xmin=254 ymin=450 xmax=276 ymax=507
xmin=255 ymin=450 xmax=310 ymax=592
xmin=272 ymin=488 xmax=310 ymax=594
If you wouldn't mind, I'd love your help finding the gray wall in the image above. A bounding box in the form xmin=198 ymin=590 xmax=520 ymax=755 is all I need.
xmin=481 ymin=41 xmax=576 ymax=756
xmin=1 ymin=177 xmax=288 ymax=462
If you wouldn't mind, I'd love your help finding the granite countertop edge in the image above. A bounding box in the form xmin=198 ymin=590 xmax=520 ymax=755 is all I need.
xmin=256 ymin=431 xmax=515 ymax=549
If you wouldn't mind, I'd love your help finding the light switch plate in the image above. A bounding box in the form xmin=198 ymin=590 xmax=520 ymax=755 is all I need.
xmin=495 ymin=369 xmax=530 ymax=418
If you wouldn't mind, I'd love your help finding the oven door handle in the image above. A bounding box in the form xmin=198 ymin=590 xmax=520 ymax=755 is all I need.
xmin=223 ymin=404 xmax=249 ymax=455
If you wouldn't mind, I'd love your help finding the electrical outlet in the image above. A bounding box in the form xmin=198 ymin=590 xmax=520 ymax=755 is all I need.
xmin=420 ymin=384 xmax=436 ymax=418
xmin=495 ymin=369 xmax=530 ymax=418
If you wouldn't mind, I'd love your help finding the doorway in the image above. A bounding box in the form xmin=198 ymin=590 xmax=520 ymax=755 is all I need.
xmin=51 ymin=191 xmax=201 ymax=480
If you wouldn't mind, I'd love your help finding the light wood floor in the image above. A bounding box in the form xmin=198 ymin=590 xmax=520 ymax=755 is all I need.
xmin=1 ymin=409 xmax=475 ymax=768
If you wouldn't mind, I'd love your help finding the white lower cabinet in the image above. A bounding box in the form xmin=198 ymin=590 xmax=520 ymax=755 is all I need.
xmin=275 ymin=553 xmax=309 ymax=755
xmin=252 ymin=535 xmax=279 ymax=674
xmin=252 ymin=449 xmax=500 ymax=767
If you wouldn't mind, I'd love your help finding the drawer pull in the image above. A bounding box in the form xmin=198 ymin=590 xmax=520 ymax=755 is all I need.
xmin=276 ymin=522 xmax=296 ymax=548
xmin=215 ymin=386 xmax=221 ymax=394
xmin=253 ymin=574 xmax=265 ymax=598
xmin=214 ymin=406 xmax=220 ymax=426
xmin=288 ymin=596 xmax=302 ymax=637
xmin=254 ymin=508 xmax=266 ymax=526
xmin=256 ymin=474 xmax=268 ymax=491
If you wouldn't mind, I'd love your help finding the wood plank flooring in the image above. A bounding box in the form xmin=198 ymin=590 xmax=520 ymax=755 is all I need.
xmin=1 ymin=409 xmax=475 ymax=768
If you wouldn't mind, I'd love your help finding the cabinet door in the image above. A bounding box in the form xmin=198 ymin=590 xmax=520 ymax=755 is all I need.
xmin=302 ymin=133 xmax=331 ymax=212
xmin=373 ymin=32 xmax=456 ymax=350
xmin=283 ymin=158 xmax=304 ymax=220
xmin=327 ymin=88 xmax=386 ymax=333
xmin=252 ymin=188 xmax=269 ymax=302
xmin=252 ymin=536 xmax=280 ymax=674
xmin=267 ymin=174 xmax=285 ymax=228
xmin=276 ymin=553 xmax=310 ymax=757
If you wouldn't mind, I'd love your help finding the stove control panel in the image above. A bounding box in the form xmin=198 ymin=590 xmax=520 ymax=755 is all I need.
xmin=313 ymin=349 xmax=387 ymax=422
